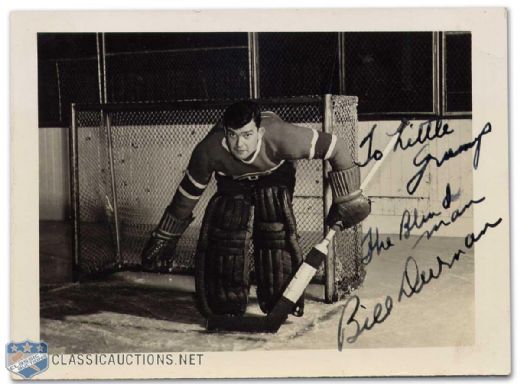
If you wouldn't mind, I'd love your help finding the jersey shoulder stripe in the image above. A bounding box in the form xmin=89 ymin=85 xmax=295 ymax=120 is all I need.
xmin=308 ymin=129 xmax=319 ymax=159
xmin=186 ymin=170 xmax=208 ymax=189
xmin=324 ymin=134 xmax=337 ymax=160
xmin=178 ymin=185 xmax=201 ymax=200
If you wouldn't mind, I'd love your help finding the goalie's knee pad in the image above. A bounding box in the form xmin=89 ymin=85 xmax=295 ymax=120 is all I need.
xmin=195 ymin=193 xmax=254 ymax=317
xmin=253 ymin=186 xmax=304 ymax=316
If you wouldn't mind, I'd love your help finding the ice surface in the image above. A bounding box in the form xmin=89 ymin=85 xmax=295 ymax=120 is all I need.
xmin=41 ymin=233 xmax=474 ymax=353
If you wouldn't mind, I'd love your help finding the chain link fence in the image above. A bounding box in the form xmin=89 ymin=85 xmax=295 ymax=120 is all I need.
xmin=72 ymin=96 xmax=362 ymax=300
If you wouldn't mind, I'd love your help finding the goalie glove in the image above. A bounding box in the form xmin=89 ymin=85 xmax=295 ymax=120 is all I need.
xmin=141 ymin=210 xmax=193 ymax=272
xmin=326 ymin=166 xmax=371 ymax=230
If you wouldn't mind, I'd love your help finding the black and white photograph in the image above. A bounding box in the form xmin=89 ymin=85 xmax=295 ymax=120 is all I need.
xmin=9 ymin=8 xmax=510 ymax=379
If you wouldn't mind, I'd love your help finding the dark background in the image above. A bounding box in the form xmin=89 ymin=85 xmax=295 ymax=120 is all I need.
xmin=38 ymin=32 xmax=471 ymax=127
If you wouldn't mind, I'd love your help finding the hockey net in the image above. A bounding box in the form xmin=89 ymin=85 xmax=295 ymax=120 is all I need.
xmin=71 ymin=95 xmax=363 ymax=301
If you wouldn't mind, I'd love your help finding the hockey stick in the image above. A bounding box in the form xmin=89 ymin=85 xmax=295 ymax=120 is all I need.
xmin=359 ymin=131 xmax=399 ymax=191
xmin=205 ymin=224 xmax=339 ymax=333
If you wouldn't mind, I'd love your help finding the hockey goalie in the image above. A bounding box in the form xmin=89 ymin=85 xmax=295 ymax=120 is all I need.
xmin=140 ymin=100 xmax=371 ymax=318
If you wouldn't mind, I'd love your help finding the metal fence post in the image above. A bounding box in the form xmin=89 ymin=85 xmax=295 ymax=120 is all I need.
xmin=69 ymin=103 xmax=81 ymax=282
xmin=338 ymin=33 xmax=346 ymax=95
xmin=96 ymin=32 xmax=108 ymax=104
xmin=104 ymin=111 xmax=122 ymax=267
xmin=323 ymin=94 xmax=337 ymax=303
xmin=433 ymin=31 xmax=441 ymax=116
xmin=248 ymin=32 xmax=260 ymax=99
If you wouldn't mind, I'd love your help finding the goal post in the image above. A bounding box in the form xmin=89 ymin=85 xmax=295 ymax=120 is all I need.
xmin=70 ymin=95 xmax=363 ymax=302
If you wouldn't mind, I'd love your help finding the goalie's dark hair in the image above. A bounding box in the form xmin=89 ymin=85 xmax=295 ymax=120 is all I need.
xmin=223 ymin=101 xmax=261 ymax=130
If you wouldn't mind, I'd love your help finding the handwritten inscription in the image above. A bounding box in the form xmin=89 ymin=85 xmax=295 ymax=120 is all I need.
xmin=398 ymin=251 xmax=466 ymax=301
xmin=337 ymin=119 xmax=500 ymax=350
xmin=399 ymin=208 xmax=441 ymax=241
xmin=357 ymin=120 xmax=492 ymax=195
xmin=399 ymin=217 xmax=502 ymax=302
xmin=407 ymin=122 xmax=492 ymax=195
xmin=337 ymin=217 xmax=502 ymax=350
xmin=464 ymin=218 xmax=503 ymax=249
xmin=399 ymin=183 xmax=457 ymax=241
xmin=337 ymin=295 xmax=393 ymax=350
xmin=357 ymin=118 xmax=456 ymax=168
xmin=357 ymin=124 xmax=383 ymax=167
xmin=361 ymin=227 xmax=394 ymax=265
xmin=398 ymin=183 xmax=486 ymax=247
xmin=443 ymin=183 xmax=461 ymax=207
xmin=390 ymin=119 xmax=454 ymax=152
xmin=409 ymin=196 xmax=486 ymax=248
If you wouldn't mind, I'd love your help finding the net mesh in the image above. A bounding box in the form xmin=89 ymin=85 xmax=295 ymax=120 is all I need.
xmin=75 ymin=111 xmax=118 ymax=275
xmin=73 ymin=96 xmax=363 ymax=297
xmin=330 ymin=95 xmax=365 ymax=296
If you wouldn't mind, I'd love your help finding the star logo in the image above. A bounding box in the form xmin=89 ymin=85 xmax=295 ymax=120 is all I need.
xmin=22 ymin=342 xmax=32 ymax=353
xmin=6 ymin=340 xmax=49 ymax=379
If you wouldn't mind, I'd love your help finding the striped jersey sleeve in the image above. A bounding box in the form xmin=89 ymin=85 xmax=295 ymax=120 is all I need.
xmin=168 ymin=141 xmax=214 ymax=219
xmin=262 ymin=112 xmax=338 ymax=161
xmin=177 ymin=170 xmax=209 ymax=200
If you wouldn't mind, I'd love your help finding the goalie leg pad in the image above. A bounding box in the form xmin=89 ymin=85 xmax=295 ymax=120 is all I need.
xmin=195 ymin=193 xmax=254 ymax=317
xmin=253 ymin=186 xmax=304 ymax=316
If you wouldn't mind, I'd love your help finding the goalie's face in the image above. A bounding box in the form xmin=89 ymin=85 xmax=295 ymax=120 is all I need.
xmin=225 ymin=120 xmax=262 ymax=160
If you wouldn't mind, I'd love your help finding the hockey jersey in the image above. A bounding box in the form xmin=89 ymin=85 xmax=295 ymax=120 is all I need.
xmin=169 ymin=111 xmax=353 ymax=219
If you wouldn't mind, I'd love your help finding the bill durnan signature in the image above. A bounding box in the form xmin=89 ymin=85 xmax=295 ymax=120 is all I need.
xmin=398 ymin=217 xmax=502 ymax=301
xmin=337 ymin=119 xmax=499 ymax=350
xmin=337 ymin=215 xmax=502 ymax=350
